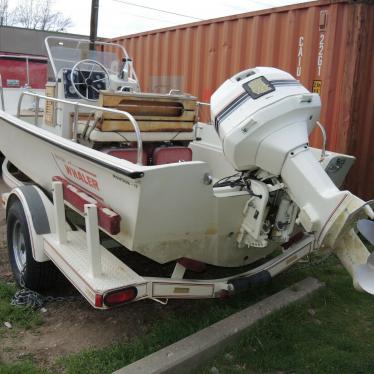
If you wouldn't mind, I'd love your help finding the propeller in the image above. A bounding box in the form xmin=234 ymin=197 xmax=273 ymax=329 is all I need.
xmin=355 ymin=219 xmax=374 ymax=294
xmin=357 ymin=219 xmax=374 ymax=246
xmin=356 ymin=253 xmax=374 ymax=294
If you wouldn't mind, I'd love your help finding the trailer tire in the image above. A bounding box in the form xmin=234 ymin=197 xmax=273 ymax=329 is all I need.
xmin=0 ymin=153 xmax=4 ymax=176
xmin=7 ymin=198 xmax=57 ymax=290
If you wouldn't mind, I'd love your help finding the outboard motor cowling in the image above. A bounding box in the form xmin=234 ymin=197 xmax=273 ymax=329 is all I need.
xmin=211 ymin=67 xmax=320 ymax=174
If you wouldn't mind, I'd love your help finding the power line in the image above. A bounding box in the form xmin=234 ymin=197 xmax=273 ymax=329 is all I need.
xmin=112 ymin=0 xmax=204 ymax=21
xmin=120 ymin=10 xmax=176 ymax=24
xmin=243 ymin=0 xmax=276 ymax=8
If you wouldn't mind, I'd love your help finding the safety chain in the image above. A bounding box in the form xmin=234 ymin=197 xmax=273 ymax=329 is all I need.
xmin=11 ymin=265 xmax=82 ymax=310
xmin=11 ymin=289 xmax=45 ymax=309
xmin=11 ymin=288 xmax=82 ymax=310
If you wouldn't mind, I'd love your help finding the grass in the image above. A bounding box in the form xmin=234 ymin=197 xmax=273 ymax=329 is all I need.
xmin=0 ymin=362 xmax=46 ymax=374
xmin=53 ymin=256 xmax=373 ymax=374
xmin=0 ymin=281 xmax=44 ymax=374
xmin=198 ymin=259 xmax=374 ymax=374
xmin=0 ymin=281 xmax=42 ymax=331
xmin=0 ymin=255 xmax=373 ymax=373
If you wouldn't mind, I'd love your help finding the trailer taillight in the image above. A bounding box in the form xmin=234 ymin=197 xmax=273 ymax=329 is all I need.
xmin=95 ymin=294 xmax=103 ymax=307
xmin=104 ymin=287 xmax=138 ymax=307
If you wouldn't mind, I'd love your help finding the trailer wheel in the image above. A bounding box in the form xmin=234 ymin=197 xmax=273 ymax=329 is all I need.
xmin=7 ymin=198 xmax=57 ymax=290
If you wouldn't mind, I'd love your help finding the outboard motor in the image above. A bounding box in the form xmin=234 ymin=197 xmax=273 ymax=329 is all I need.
xmin=211 ymin=67 xmax=374 ymax=293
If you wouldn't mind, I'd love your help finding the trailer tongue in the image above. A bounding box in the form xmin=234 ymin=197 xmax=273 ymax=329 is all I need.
xmin=0 ymin=37 xmax=372 ymax=309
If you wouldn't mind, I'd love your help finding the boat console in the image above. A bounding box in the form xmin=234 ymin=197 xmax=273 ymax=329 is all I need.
xmin=63 ymin=68 xmax=107 ymax=100
xmin=41 ymin=36 xmax=197 ymax=147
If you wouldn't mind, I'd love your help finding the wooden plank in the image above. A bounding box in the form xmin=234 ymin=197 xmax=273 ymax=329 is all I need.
xmin=110 ymin=103 xmax=184 ymax=117
xmin=99 ymin=120 xmax=194 ymax=132
xmin=99 ymin=90 xmax=197 ymax=100
xmin=102 ymin=100 xmax=197 ymax=112
xmin=99 ymin=92 xmax=197 ymax=111
xmin=101 ymin=110 xmax=196 ymax=122
xmin=97 ymin=91 xmax=197 ymax=133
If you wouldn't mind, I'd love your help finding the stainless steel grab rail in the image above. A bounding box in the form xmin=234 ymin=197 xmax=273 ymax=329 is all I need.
xmin=16 ymin=90 xmax=144 ymax=165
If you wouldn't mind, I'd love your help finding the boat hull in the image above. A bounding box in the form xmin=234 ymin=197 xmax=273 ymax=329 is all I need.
xmin=0 ymin=111 xmax=275 ymax=267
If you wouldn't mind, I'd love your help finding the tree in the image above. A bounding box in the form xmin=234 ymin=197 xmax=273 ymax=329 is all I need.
xmin=12 ymin=0 xmax=72 ymax=31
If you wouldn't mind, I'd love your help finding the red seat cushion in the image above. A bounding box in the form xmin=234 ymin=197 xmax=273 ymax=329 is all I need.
xmin=102 ymin=148 xmax=147 ymax=165
xmin=153 ymin=147 xmax=192 ymax=165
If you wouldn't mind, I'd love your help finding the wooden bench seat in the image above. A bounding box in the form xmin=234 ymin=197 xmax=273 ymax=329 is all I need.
xmin=97 ymin=91 xmax=197 ymax=132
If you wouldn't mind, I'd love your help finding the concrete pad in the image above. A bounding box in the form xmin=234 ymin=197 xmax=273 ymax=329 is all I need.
xmin=114 ymin=277 xmax=324 ymax=374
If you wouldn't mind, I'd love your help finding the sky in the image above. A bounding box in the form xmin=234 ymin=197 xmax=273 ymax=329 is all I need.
xmin=49 ymin=0 xmax=313 ymax=38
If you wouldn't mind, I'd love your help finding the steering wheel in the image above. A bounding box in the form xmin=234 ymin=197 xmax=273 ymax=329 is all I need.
xmin=70 ymin=59 xmax=110 ymax=101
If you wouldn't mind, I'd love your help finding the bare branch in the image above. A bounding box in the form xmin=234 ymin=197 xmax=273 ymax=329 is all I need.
xmin=0 ymin=0 xmax=15 ymax=26
xmin=11 ymin=0 xmax=72 ymax=31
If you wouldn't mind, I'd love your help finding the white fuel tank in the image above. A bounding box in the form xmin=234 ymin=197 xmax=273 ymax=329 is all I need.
xmin=210 ymin=67 xmax=321 ymax=174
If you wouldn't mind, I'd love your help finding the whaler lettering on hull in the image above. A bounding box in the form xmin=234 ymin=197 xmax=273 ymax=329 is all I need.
xmin=53 ymin=153 xmax=101 ymax=197
xmin=64 ymin=165 xmax=99 ymax=191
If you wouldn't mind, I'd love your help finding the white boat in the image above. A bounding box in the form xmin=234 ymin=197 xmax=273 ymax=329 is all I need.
xmin=0 ymin=36 xmax=373 ymax=308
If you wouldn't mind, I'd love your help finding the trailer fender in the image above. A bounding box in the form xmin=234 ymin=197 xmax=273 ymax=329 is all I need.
xmin=6 ymin=185 xmax=55 ymax=262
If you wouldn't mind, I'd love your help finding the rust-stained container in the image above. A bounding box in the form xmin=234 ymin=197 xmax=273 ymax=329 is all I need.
xmin=110 ymin=0 xmax=374 ymax=199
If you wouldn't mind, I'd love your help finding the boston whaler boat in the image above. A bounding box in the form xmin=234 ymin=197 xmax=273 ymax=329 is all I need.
xmin=0 ymin=36 xmax=373 ymax=308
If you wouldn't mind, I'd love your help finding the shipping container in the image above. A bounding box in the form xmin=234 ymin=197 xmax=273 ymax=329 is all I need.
xmin=0 ymin=53 xmax=47 ymax=89
xmin=110 ymin=0 xmax=373 ymax=199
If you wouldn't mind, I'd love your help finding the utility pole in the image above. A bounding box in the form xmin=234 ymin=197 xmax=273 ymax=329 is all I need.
xmin=90 ymin=0 xmax=99 ymax=50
